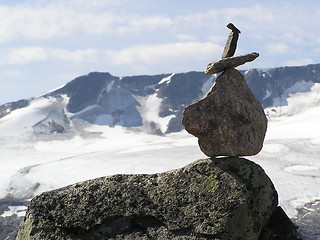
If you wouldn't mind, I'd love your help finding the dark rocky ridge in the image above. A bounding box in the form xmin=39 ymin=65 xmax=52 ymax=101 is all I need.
xmin=0 ymin=64 xmax=319 ymax=134
xmin=0 ymin=198 xmax=28 ymax=240
xmin=294 ymin=200 xmax=320 ymax=240
xmin=0 ymin=99 xmax=29 ymax=119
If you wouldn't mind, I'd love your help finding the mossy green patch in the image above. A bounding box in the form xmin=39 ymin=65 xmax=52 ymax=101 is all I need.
xmin=203 ymin=174 xmax=219 ymax=193
xmin=16 ymin=214 xmax=33 ymax=240
xmin=190 ymin=174 xmax=220 ymax=194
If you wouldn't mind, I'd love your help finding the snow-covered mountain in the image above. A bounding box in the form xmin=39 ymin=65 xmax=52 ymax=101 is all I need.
xmin=0 ymin=64 xmax=320 ymax=239
xmin=1 ymin=63 xmax=319 ymax=137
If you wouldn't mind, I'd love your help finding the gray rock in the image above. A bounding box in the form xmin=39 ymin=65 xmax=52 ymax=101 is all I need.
xmin=222 ymin=23 xmax=241 ymax=59
xmin=205 ymin=52 xmax=259 ymax=74
xmin=182 ymin=68 xmax=267 ymax=157
xmin=0 ymin=215 xmax=24 ymax=240
xmin=0 ymin=198 xmax=28 ymax=240
xmin=0 ymin=99 xmax=29 ymax=119
xmin=17 ymin=157 xmax=278 ymax=240
xmin=294 ymin=200 xmax=320 ymax=240
xmin=259 ymin=207 xmax=302 ymax=240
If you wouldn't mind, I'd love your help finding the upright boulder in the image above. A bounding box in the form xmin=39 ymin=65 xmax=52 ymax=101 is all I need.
xmin=17 ymin=157 xmax=278 ymax=240
xmin=182 ymin=68 xmax=267 ymax=157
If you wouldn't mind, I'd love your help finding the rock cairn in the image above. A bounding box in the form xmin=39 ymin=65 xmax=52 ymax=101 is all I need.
xmin=182 ymin=23 xmax=267 ymax=157
xmin=16 ymin=24 xmax=301 ymax=240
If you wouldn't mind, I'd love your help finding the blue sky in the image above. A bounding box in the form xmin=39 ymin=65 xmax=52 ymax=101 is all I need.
xmin=0 ymin=0 xmax=320 ymax=105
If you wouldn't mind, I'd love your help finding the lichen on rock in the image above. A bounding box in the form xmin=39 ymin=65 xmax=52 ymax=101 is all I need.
xmin=17 ymin=157 xmax=278 ymax=240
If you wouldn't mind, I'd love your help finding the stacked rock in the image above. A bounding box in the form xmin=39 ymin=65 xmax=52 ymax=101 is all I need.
xmin=182 ymin=23 xmax=267 ymax=157
xmin=16 ymin=24 xmax=302 ymax=240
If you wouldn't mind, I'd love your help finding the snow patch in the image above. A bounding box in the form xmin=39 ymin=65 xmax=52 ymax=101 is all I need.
xmin=137 ymin=93 xmax=175 ymax=133
xmin=265 ymin=82 xmax=320 ymax=121
xmin=144 ymin=94 xmax=161 ymax=122
xmin=271 ymin=81 xmax=314 ymax=107
xmin=263 ymin=90 xmax=272 ymax=100
xmin=285 ymin=165 xmax=320 ymax=176
xmin=67 ymin=104 xmax=100 ymax=118
xmin=0 ymin=98 xmax=51 ymax=137
xmin=262 ymin=143 xmax=288 ymax=153
xmin=244 ymin=69 xmax=251 ymax=75
xmin=158 ymin=73 xmax=175 ymax=85
xmin=106 ymin=80 xmax=114 ymax=93
xmin=1 ymin=205 xmax=27 ymax=217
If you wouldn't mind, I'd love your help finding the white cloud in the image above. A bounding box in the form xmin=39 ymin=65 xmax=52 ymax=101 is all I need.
xmin=117 ymin=16 xmax=172 ymax=34
xmin=0 ymin=69 xmax=25 ymax=79
xmin=106 ymin=42 xmax=222 ymax=66
xmin=207 ymin=36 xmax=226 ymax=44
xmin=0 ymin=2 xmax=173 ymax=42
xmin=283 ymin=58 xmax=314 ymax=67
xmin=0 ymin=1 xmax=318 ymax=80
xmin=1 ymin=47 xmax=99 ymax=65
xmin=5 ymin=47 xmax=48 ymax=64
xmin=0 ymin=5 xmax=118 ymax=41
xmin=49 ymin=49 xmax=98 ymax=63
xmin=175 ymin=34 xmax=197 ymax=41
xmin=174 ymin=4 xmax=276 ymax=31
xmin=265 ymin=43 xmax=290 ymax=55
xmin=173 ymin=3 xmax=319 ymax=52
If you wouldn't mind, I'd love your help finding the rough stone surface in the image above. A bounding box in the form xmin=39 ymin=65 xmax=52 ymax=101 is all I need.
xmin=221 ymin=23 xmax=241 ymax=59
xmin=182 ymin=68 xmax=267 ymax=157
xmin=294 ymin=199 xmax=320 ymax=240
xmin=259 ymin=207 xmax=302 ymax=240
xmin=17 ymin=157 xmax=278 ymax=240
xmin=0 ymin=215 xmax=24 ymax=240
xmin=205 ymin=52 xmax=259 ymax=74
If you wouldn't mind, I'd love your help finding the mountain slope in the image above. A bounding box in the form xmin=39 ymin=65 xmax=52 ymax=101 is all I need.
xmin=0 ymin=81 xmax=319 ymax=213
xmin=1 ymin=63 xmax=319 ymax=136
xmin=1 ymin=64 xmax=320 ymax=239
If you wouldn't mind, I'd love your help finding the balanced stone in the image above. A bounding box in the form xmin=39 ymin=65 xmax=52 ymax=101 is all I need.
xmin=182 ymin=68 xmax=267 ymax=157
xmin=222 ymin=23 xmax=241 ymax=58
xmin=17 ymin=157 xmax=278 ymax=240
xmin=205 ymin=52 xmax=259 ymax=74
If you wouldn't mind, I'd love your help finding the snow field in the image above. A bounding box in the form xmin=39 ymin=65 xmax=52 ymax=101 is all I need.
xmin=0 ymin=83 xmax=320 ymax=218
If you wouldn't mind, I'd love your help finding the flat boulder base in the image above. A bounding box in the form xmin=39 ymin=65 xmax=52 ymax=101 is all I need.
xmin=17 ymin=158 xmax=278 ymax=240
xmin=182 ymin=68 xmax=267 ymax=157
xmin=205 ymin=52 xmax=259 ymax=74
